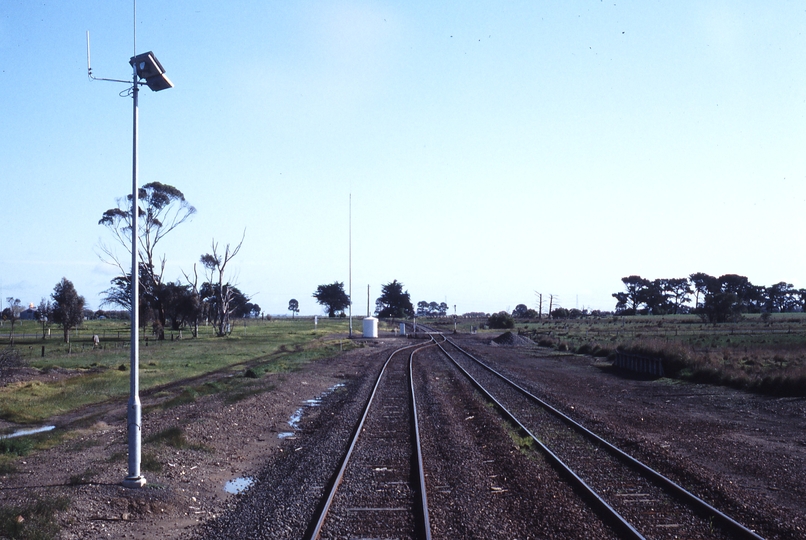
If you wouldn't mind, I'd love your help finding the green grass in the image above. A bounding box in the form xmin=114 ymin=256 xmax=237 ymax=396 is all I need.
xmin=145 ymin=426 xmax=209 ymax=451
xmin=0 ymin=430 xmax=65 ymax=479
xmin=141 ymin=451 xmax=163 ymax=473
xmin=0 ymin=437 xmax=35 ymax=457
xmin=0 ymin=495 xmax=70 ymax=540
xmin=0 ymin=318 xmax=354 ymax=423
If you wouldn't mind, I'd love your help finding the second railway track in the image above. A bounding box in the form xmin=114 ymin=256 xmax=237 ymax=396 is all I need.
xmin=433 ymin=334 xmax=765 ymax=540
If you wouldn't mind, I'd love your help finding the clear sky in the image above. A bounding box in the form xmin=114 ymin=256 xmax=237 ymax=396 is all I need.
xmin=1 ymin=1 xmax=805 ymax=317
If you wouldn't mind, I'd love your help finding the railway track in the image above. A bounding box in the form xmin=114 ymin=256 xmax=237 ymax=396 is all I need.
xmin=303 ymin=340 xmax=433 ymax=540
xmin=432 ymin=334 xmax=766 ymax=540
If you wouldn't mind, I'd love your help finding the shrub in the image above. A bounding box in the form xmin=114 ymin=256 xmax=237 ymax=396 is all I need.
xmin=537 ymin=338 xmax=556 ymax=348
xmin=141 ymin=452 xmax=162 ymax=472
xmin=146 ymin=426 xmax=188 ymax=449
xmin=0 ymin=496 xmax=70 ymax=540
xmin=487 ymin=312 xmax=515 ymax=329
xmin=0 ymin=437 xmax=34 ymax=457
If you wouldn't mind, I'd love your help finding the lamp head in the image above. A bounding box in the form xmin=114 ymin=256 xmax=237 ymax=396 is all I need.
xmin=129 ymin=52 xmax=173 ymax=91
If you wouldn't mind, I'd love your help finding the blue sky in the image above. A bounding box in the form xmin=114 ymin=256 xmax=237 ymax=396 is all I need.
xmin=1 ymin=1 xmax=805 ymax=316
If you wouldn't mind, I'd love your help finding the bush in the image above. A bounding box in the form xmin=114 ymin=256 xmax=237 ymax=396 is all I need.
xmin=0 ymin=347 xmax=25 ymax=370
xmin=0 ymin=437 xmax=34 ymax=456
xmin=487 ymin=312 xmax=515 ymax=329
xmin=0 ymin=496 xmax=70 ymax=540
xmin=551 ymin=308 xmax=570 ymax=319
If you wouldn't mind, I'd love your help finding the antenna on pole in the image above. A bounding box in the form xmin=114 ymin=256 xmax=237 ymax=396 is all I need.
xmin=86 ymin=31 xmax=92 ymax=79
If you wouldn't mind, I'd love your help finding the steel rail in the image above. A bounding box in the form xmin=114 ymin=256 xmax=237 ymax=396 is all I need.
xmin=441 ymin=336 xmax=766 ymax=540
xmin=303 ymin=338 xmax=433 ymax=540
xmin=410 ymin=342 xmax=433 ymax=540
xmin=432 ymin=335 xmax=645 ymax=540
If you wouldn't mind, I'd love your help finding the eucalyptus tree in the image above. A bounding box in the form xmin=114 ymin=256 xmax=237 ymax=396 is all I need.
xmin=689 ymin=272 xmax=717 ymax=309
xmin=664 ymin=278 xmax=693 ymax=314
xmin=98 ymin=182 xmax=196 ymax=338
xmin=288 ymin=299 xmax=299 ymax=318
xmin=614 ymin=275 xmax=650 ymax=314
xmin=766 ymin=282 xmax=798 ymax=313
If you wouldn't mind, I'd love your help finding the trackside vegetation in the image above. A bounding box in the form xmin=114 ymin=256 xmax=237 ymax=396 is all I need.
xmin=0 ymin=318 xmax=357 ymax=425
xmin=431 ymin=314 xmax=806 ymax=397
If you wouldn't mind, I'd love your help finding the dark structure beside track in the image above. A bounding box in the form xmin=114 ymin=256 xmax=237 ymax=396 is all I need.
xmin=614 ymin=352 xmax=665 ymax=377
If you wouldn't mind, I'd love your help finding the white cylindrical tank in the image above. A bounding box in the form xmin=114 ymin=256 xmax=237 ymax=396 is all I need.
xmin=363 ymin=317 xmax=378 ymax=338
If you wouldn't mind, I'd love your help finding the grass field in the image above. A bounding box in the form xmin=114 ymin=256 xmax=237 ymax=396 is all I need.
xmin=2 ymin=313 xmax=804 ymax=426
xmin=0 ymin=317 xmax=356 ymax=424
xmin=428 ymin=313 xmax=806 ymax=396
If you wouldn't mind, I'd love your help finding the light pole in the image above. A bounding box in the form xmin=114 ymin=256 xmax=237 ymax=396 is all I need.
xmin=123 ymin=52 xmax=173 ymax=489
xmin=88 ymin=37 xmax=173 ymax=488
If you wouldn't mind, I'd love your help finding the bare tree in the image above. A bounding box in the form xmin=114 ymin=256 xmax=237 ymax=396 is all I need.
xmin=98 ymin=182 xmax=196 ymax=338
xmin=4 ymin=298 xmax=23 ymax=341
xmin=200 ymin=232 xmax=245 ymax=337
xmin=181 ymin=263 xmax=204 ymax=338
xmin=37 ymin=298 xmax=52 ymax=339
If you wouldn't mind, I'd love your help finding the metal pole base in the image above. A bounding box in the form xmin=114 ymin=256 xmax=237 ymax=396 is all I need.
xmin=122 ymin=476 xmax=147 ymax=489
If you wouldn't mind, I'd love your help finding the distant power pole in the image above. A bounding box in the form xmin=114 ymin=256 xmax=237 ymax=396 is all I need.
xmin=535 ymin=291 xmax=543 ymax=319
xmin=348 ymin=193 xmax=352 ymax=337
xmin=548 ymin=294 xmax=555 ymax=319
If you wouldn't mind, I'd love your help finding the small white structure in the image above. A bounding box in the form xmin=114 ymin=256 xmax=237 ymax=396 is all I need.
xmin=399 ymin=322 xmax=406 ymax=336
xmin=363 ymin=317 xmax=378 ymax=338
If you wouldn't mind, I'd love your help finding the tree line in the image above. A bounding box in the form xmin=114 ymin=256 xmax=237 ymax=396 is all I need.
xmin=2 ymin=182 xmax=264 ymax=341
xmin=1 ymin=278 xmax=88 ymax=343
xmin=310 ymin=280 xmax=418 ymax=319
xmin=416 ymin=301 xmax=450 ymax=318
xmin=97 ymin=183 xmax=255 ymax=339
xmin=613 ymin=273 xmax=806 ymax=323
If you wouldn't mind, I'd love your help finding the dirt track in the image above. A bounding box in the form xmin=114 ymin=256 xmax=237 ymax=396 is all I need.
xmin=0 ymin=333 xmax=803 ymax=539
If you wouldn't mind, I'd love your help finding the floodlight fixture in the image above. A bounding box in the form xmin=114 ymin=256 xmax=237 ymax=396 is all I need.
xmin=130 ymin=52 xmax=173 ymax=91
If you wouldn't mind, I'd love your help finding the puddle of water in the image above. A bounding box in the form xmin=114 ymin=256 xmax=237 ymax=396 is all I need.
xmin=0 ymin=425 xmax=55 ymax=439
xmin=278 ymin=382 xmax=347 ymax=438
xmin=288 ymin=408 xmax=303 ymax=430
xmin=224 ymin=476 xmax=254 ymax=494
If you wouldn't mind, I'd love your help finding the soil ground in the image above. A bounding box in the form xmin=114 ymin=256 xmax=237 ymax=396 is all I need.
xmin=0 ymin=333 xmax=803 ymax=539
